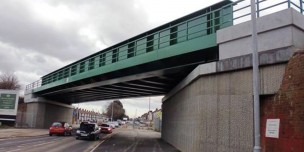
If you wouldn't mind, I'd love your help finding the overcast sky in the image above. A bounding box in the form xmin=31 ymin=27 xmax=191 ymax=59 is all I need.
xmin=0 ymin=0 xmax=230 ymax=116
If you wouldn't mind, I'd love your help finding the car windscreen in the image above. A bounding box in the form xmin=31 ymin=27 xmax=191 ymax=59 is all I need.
xmin=101 ymin=124 xmax=109 ymax=127
xmin=80 ymin=124 xmax=95 ymax=132
xmin=52 ymin=122 xmax=63 ymax=127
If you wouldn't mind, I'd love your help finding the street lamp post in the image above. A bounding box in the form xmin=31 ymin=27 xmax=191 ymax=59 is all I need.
xmin=250 ymin=0 xmax=261 ymax=152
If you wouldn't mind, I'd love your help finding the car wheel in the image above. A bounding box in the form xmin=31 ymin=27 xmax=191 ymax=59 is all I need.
xmin=76 ymin=137 xmax=79 ymax=140
xmin=92 ymin=135 xmax=98 ymax=141
xmin=94 ymin=135 xmax=97 ymax=141
xmin=49 ymin=133 xmax=52 ymax=136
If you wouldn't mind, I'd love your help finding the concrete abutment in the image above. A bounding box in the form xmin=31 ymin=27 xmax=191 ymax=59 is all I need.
xmin=24 ymin=91 xmax=73 ymax=128
xmin=161 ymin=9 xmax=304 ymax=152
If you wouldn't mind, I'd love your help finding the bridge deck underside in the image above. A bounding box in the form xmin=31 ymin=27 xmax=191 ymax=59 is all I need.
xmin=36 ymin=47 xmax=218 ymax=103
xmin=46 ymin=74 xmax=183 ymax=103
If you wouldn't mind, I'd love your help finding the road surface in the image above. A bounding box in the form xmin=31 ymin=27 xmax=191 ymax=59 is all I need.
xmin=0 ymin=135 xmax=103 ymax=152
xmin=0 ymin=126 xmax=179 ymax=152
xmin=93 ymin=128 xmax=179 ymax=152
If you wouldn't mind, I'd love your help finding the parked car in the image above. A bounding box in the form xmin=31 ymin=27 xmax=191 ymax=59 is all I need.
xmin=76 ymin=122 xmax=101 ymax=140
xmin=49 ymin=122 xmax=72 ymax=136
xmin=100 ymin=124 xmax=112 ymax=134
xmin=117 ymin=120 xmax=126 ymax=125
xmin=107 ymin=122 xmax=115 ymax=129
xmin=112 ymin=121 xmax=119 ymax=128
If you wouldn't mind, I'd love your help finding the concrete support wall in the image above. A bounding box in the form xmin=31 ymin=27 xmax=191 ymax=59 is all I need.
xmin=162 ymin=64 xmax=286 ymax=152
xmin=162 ymin=8 xmax=304 ymax=152
xmin=24 ymin=101 xmax=73 ymax=128
xmin=24 ymin=92 xmax=73 ymax=128
xmin=25 ymin=102 xmax=46 ymax=128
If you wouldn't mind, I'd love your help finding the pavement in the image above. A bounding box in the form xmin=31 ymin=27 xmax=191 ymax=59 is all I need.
xmin=0 ymin=128 xmax=49 ymax=139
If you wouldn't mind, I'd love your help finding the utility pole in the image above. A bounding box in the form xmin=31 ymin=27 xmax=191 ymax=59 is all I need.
xmin=149 ymin=97 xmax=151 ymax=127
xmin=251 ymin=0 xmax=261 ymax=151
xmin=133 ymin=109 xmax=137 ymax=129
xmin=111 ymin=101 xmax=114 ymax=122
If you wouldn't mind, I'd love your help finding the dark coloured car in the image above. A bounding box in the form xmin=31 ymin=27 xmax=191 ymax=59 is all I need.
xmin=76 ymin=122 xmax=101 ymax=140
xmin=100 ymin=124 xmax=112 ymax=134
xmin=49 ymin=122 xmax=72 ymax=136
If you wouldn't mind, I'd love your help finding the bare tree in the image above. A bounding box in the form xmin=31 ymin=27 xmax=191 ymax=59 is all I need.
xmin=0 ymin=72 xmax=21 ymax=90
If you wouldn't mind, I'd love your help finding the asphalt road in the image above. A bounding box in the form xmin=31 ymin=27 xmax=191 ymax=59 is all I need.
xmin=0 ymin=126 xmax=179 ymax=152
xmin=0 ymin=134 xmax=105 ymax=152
xmin=94 ymin=128 xmax=179 ymax=152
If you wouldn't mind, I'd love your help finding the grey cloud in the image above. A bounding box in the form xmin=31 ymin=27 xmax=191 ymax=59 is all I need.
xmin=0 ymin=41 xmax=71 ymax=89
xmin=74 ymin=0 xmax=153 ymax=46
xmin=0 ymin=0 xmax=164 ymax=99
xmin=0 ymin=1 xmax=93 ymax=61
xmin=122 ymin=96 xmax=163 ymax=109
xmin=0 ymin=0 xmax=151 ymax=64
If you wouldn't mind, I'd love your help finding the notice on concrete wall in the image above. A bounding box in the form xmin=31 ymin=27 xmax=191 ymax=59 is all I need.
xmin=266 ymin=119 xmax=280 ymax=138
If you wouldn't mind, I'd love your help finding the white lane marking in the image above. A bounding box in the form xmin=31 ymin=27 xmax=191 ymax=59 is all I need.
xmin=123 ymin=131 xmax=138 ymax=152
xmin=89 ymin=140 xmax=106 ymax=152
xmin=0 ymin=137 xmax=62 ymax=151
xmin=90 ymin=132 xmax=117 ymax=152
xmin=30 ymin=137 xmax=71 ymax=147
xmin=12 ymin=137 xmax=70 ymax=150
xmin=5 ymin=149 xmax=22 ymax=152
xmin=0 ymin=136 xmax=52 ymax=146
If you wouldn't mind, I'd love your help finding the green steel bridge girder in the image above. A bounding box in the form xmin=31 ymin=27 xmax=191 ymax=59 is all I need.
xmin=30 ymin=1 xmax=234 ymax=98
xmin=33 ymin=34 xmax=217 ymax=93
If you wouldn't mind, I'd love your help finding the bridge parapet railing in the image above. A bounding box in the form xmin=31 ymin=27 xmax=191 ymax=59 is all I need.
xmin=231 ymin=0 xmax=303 ymax=25
xmin=26 ymin=0 xmax=304 ymax=91
xmin=26 ymin=79 xmax=42 ymax=91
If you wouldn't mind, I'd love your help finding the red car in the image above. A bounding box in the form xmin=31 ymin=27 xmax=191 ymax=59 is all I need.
xmin=49 ymin=122 xmax=72 ymax=136
xmin=100 ymin=124 xmax=112 ymax=134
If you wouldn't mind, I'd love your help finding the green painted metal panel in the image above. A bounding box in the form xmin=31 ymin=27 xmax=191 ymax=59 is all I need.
xmin=105 ymin=51 xmax=113 ymax=65
xmin=158 ymin=33 xmax=216 ymax=60
xmin=177 ymin=23 xmax=187 ymax=43
xmin=221 ymin=5 xmax=233 ymax=29
xmin=79 ymin=61 xmax=86 ymax=73
xmin=136 ymin=38 xmax=146 ymax=55
xmin=159 ymin=30 xmax=170 ymax=48
xmin=146 ymin=35 xmax=154 ymax=53
xmin=188 ymin=15 xmax=208 ymax=40
xmin=153 ymin=34 xmax=159 ymax=50
xmin=112 ymin=49 xmax=118 ymax=63
xmin=63 ymin=68 xmax=69 ymax=78
xmin=88 ymin=57 xmax=95 ymax=70
xmin=71 ymin=64 xmax=78 ymax=76
xmin=118 ymin=45 xmax=128 ymax=61
xmin=127 ymin=42 xmax=135 ymax=58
